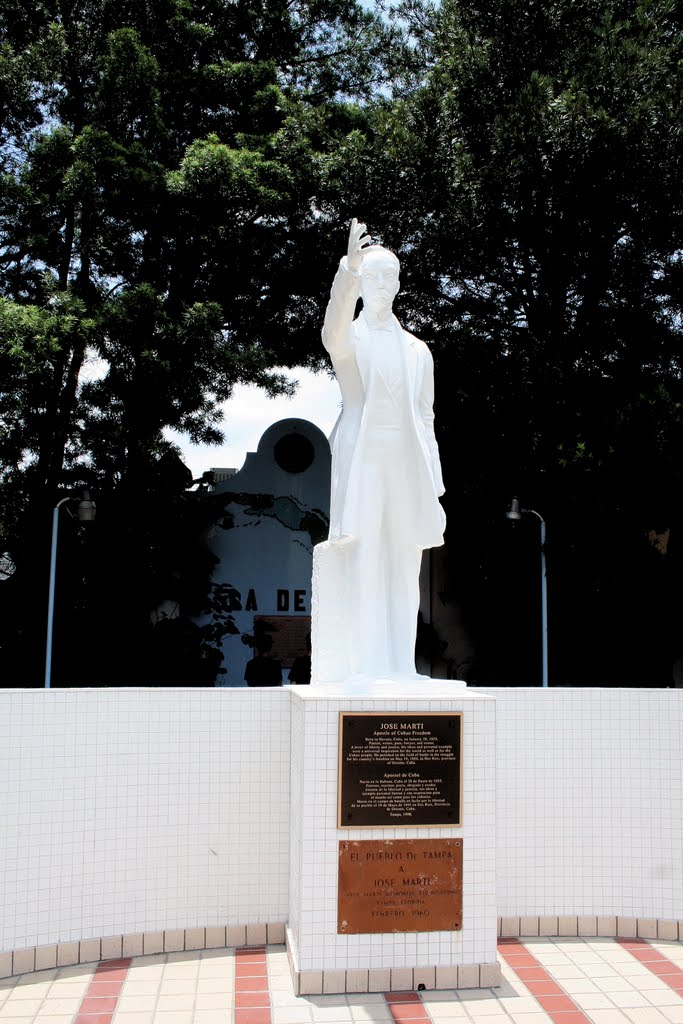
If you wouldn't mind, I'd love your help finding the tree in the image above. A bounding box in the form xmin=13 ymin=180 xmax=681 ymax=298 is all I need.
xmin=4 ymin=0 xmax=682 ymax=686
xmin=316 ymin=0 xmax=683 ymax=683
xmin=0 ymin=0 xmax=394 ymax=684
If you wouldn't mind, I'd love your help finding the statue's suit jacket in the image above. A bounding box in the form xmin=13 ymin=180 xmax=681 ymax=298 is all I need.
xmin=322 ymin=258 xmax=446 ymax=549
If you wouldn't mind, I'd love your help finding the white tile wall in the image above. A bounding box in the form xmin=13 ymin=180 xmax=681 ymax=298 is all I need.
xmin=289 ymin=694 xmax=305 ymax=942
xmin=0 ymin=688 xmax=290 ymax=953
xmin=287 ymin=688 xmax=498 ymax=974
xmin=473 ymin=688 xmax=683 ymax=922
xmin=2 ymin=686 xmax=681 ymax=963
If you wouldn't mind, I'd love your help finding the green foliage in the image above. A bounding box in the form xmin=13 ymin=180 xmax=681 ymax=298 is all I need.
xmin=0 ymin=0 xmax=390 ymax=685
xmin=350 ymin=0 xmax=683 ymax=683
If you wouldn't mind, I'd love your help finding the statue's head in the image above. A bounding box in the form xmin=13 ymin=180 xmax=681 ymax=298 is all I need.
xmin=359 ymin=246 xmax=400 ymax=317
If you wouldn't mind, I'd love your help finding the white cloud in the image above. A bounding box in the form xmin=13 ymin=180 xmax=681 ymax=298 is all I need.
xmin=167 ymin=367 xmax=342 ymax=478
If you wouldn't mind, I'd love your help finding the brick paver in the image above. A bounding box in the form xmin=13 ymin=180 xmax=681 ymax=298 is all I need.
xmin=0 ymin=938 xmax=681 ymax=1024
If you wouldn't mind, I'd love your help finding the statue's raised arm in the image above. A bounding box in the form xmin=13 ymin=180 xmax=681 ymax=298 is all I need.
xmin=346 ymin=217 xmax=372 ymax=273
xmin=322 ymin=218 xmax=371 ymax=360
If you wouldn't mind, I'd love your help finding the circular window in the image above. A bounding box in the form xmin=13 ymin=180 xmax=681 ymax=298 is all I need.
xmin=274 ymin=433 xmax=315 ymax=474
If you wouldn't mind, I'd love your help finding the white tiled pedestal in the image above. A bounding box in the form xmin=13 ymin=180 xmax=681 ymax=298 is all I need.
xmin=286 ymin=684 xmax=499 ymax=994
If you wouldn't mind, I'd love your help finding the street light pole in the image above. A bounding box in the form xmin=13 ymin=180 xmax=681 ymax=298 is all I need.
xmin=44 ymin=492 xmax=96 ymax=689
xmin=506 ymin=498 xmax=548 ymax=688
xmin=45 ymin=498 xmax=70 ymax=689
xmin=533 ymin=511 xmax=548 ymax=689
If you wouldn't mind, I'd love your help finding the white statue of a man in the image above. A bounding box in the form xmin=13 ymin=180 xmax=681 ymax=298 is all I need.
xmin=313 ymin=218 xmax=446 ymax=683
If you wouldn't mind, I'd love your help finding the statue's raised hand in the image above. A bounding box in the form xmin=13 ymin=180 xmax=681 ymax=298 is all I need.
xmin=346 ymin=218 xmax=372 ymax=273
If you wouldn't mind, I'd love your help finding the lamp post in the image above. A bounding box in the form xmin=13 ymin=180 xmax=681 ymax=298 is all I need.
xmin=45 ymin=491 xmax=96 ymax=688
xmin=506 ymin=497 xmax=548 ymax=688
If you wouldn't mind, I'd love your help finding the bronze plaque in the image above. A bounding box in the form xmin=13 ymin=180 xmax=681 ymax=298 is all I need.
xmin=338 ymin=838 xmax=463 ymax=934
xmin=338 ymin=713 xmax=462 ymax=828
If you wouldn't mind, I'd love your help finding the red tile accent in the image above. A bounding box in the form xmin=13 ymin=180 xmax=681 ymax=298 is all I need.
xmin=91 ymin=967 xmax=129 ymax=981
xmin=78 ymin=995 xmax=119 ymax=1013
xmin=384 ymin=990 xmax=431 ymax=1024
xmin=236 ymin=964 xmax=269 ymax=977
xmin=87 ymin=980 xmax=125 ymax=996
xmin=627 ymin=947 xmax=665 ymax=962
xmin=648 ymin=961 xmax=683 ymax=977
xmin=549 ymin=1013 xmax=594 ymax=1024
xmin=73 ymin=956 xmax=131 ymax=1022
xmin=525 ymin=980 xmax=565 ymax=996
xmin=497 ymin=940 xmax=592 ymax=1024
xmin=618 ymin=938 xmax=683 ymax=995
xmin=97 ymin=958 xmax=131 ymax=969
xmin=235 ymin=991 xmax=271 ymax=1008
xmin=236 ymin=977 xmax=272 ymax=992
xmin=505 ymin=955 xmax=542 ymax=967
xmin=515 ymin=967 xmax=554 ymax=981
xmin=497 ymin=939 xmax=523 ymax=958
xmin=536 ymin=995 xmax=579 ymax=1013
xmin=387 ymin=1003 xmax=431 ymax=1021
xmin=94 ymin=956 xmax=131 ymax=972
xmin=235 ymin=1010 xmax=272 ymax=1024
xmin=233 ymin=947 xmax=271 ymax=1024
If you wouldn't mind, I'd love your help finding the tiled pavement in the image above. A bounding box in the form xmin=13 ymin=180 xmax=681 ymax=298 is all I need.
xmin=1 ymin=938 xmax=682 ymax=1024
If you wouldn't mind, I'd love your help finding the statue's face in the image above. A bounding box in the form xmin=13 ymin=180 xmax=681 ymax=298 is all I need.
xmin=360 ymin=250 xmax=400 ymax=316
